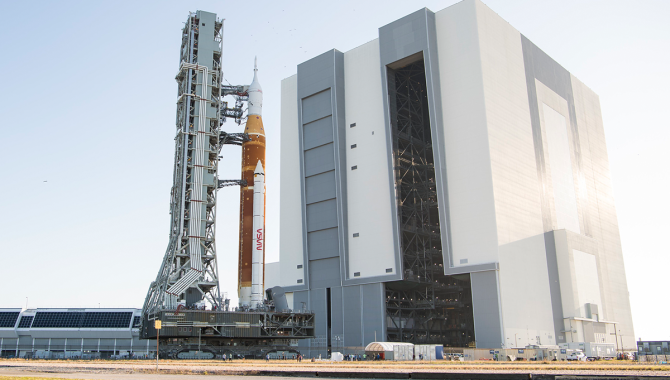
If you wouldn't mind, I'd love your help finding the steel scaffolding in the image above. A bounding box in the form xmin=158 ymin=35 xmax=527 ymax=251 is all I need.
xmin=385 ymin=60 xmax=475 ymax=347
xmin=143 ymin=12 xmax=229 ymax=318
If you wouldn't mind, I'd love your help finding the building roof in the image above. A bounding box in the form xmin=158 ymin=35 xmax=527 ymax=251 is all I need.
xmin=364 ymin=342 xmax=414 ymax=352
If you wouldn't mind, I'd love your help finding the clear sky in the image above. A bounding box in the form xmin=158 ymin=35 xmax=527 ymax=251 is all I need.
xmin=0 ymin=0 xmax=668 ymax=341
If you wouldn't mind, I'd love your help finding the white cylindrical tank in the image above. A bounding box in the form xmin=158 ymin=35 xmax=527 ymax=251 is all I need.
xmin=251 ymin=160 xmax=265 ymax=307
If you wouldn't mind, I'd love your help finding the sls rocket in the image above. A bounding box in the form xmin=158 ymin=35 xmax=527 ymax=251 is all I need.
xmin=238 ymin=58 xmax=265 ymax=308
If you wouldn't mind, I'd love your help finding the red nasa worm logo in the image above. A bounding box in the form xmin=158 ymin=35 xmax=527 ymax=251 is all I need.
xmin=256 ymin=228 xmax=263 ymax=250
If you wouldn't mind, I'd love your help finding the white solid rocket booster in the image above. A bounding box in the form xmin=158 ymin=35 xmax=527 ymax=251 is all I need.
xmin=251 ymin=160 xmax=265 ymax=308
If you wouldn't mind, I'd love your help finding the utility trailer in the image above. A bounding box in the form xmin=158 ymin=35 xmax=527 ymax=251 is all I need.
xmin=559 ymin=342 xmax=616 ymax=360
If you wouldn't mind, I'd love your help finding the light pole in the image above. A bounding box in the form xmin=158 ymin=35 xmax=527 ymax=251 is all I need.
xmin=154 ymin=320 xmax=162 ymax=370
xmin=614 ymin=324 xmax=620 ymax=356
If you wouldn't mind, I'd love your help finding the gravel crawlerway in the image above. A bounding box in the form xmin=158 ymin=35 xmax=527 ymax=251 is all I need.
xmin=1 ymin=359 xmax=669 ymax=379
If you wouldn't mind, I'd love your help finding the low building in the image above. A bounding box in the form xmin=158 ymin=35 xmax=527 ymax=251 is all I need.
xmin=637 ymin=341 xmax=670 ymax=358
xmin=0 ymin=308 xmax=150 ymax=359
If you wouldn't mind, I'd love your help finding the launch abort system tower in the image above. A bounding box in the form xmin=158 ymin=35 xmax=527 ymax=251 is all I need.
xmin=141 ymin=10 xmax=313 ymax=359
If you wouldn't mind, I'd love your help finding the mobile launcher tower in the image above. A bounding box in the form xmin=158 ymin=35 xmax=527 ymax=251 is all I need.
xmin=141 ymin=11 xmax=314 ymax=359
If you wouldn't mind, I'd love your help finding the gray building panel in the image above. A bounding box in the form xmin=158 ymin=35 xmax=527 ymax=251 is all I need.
xmin=99 ymin=338 xmax=115 ymax=351
xmin=309 ymin=258 xmax=341 ymax=289
xmin=49 ymin=338 xmax=66 ymax=349
xmin=1 ymin=338 xmax=17 ymax=347
xmin=298 ymin=51 xmax=336 ymax=97
xmin=306 ymin=199 xmax=338 ymax=232
xmin=303 ymin=116 xmax=334 ymax=150
xmin=82 ymin=338 xmax=98 ymax=350
xmin=304 ymin=144 xmax=335 ymax=177
xmin=18 ymin=335 xmax=32 ymax=347
xmin=379 ymin=9 xmax=429 ymax=64
xmin=544 ymin=231 xmax=566 ymax=344
xmin=297 ymin=49 xmax=348 ymax=295
xmin=62 ymin=337 xmax=81 ymax=349
xmin=305 ymin=171 xmax=336 ymax=204
xmin=302 ymin=90 xmax=332 ymax=124
xmin=361 ymin=283 xmax=385 ymax=346
xmin=307 ymin=228 xmax=340 ymax=261
xmin=331 ymin=51 xmax=349 ymax=285
xmin=330 ymin=287 xmax=344 ymax=345
xmin=309 ymin=288 xmax=328 ymax=343
xmin=471 ymin=271 xmax=503 ymax=348
xmin=342 ymin=286 xmax=363 ymax=348
xmin=33 ymin=338 xmax=48 ymax=350
xmin=131 ymin=336 xmax=146 ymax=352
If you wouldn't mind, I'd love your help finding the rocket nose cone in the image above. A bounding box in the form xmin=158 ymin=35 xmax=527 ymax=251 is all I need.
xmin=249 ymin=72 xmax=262 ymax=92
xmin=254 ymin=160 xmax=264 ymax=175
xmin=248 ymin=58 xmax=263 ymax=116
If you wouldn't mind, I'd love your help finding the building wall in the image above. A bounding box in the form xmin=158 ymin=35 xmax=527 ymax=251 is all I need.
xmin=264 ymin=262 xmax=281 ymax=290
xmin=435 ymin=1 xmax=499 ymax=268
xmin=343 ymin=40 xmax=396 ymax=280
xmin=570 ymin=75 xmax=635 ymax=348
xmin=519 ymin=22 xmax=634 ymax=348
xmin=280 ymin=49 xmax=387 ymax=357
xmin=498 ymin=234 xmax=556 ymax=347
xmin=279 ymin=75 xmax=306 ymax=288
xmin=469 ymin=1 xmax=557 ymax=348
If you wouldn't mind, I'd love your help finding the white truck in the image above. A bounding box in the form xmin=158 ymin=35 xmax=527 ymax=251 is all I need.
xmin=566 ymin=350 xmax=587 ymax=361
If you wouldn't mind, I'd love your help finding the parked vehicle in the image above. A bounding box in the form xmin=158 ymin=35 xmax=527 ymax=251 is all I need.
xmin=567 ymin=351 xmax=587 ymax=361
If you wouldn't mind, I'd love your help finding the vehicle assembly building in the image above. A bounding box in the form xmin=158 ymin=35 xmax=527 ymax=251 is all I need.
xmin=274 ymin=0 xmax=635 ymax=355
